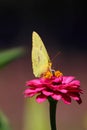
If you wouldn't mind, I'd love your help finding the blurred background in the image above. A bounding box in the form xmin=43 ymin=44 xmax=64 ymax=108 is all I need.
xmin=0 ymin=1 xmax=87 ymax=130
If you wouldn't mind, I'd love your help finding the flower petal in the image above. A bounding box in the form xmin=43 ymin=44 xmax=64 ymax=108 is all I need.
xmin=66 ymin=88 xmax=82 ymax=92
xmin=53 ymin=77 xmax=63 ymax=83
xmin=59 ymin=89 xmax=68 ymax=93
xmin=24 ymin=89 xmax=35 ymax=97
xmin=70 ymin=80 xmax=80 ymax=86
xmin=62 ymin=76 xmax=75 ymax=84
xmin=69 ymin=92 xmax=82 ymax=104
xmin=51 ymin=94 xmax=62 ymax=100
xmin=24 ymin=87 xmax=45 ymax=97
xmin=62 ymin=94 xmax=71 ymax=104
xmin=24 ymin=74 xmax=82 ymax=104
xmin=26 ymin=79 xmax=42 ymax=87
xmin=42 ymin=90 xmax=53 ymax=96
xmin=36 ymin=94 xmax=47 ymax=103
xmin=76 ymin=97 xmax=82 ymax=104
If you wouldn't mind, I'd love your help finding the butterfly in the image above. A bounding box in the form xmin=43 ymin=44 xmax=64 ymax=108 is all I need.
xmin=32 ymin=31 xmax=52 ymax=77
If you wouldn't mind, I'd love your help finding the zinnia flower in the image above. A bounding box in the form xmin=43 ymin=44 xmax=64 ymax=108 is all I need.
xmin=24 ymin=70 xmax=82 ymax=104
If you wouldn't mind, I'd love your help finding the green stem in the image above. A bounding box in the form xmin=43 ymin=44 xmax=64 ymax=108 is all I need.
xmin=48 ymin=98 xmax=57 ymax=130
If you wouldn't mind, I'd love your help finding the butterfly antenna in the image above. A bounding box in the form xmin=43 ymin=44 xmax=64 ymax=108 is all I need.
xmin=51 ymin=51 xmax=61 ymax=61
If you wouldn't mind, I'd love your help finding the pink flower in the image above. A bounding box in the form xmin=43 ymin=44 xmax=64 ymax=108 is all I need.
xmin=24 ymin=70 xmax=82 ymax=104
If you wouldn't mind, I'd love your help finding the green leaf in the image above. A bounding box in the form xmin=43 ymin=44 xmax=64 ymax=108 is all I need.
xmin=0 ymin=111 xmax=11 ymax=130
xmin=0 ymin=47 xmax=25 ymax=69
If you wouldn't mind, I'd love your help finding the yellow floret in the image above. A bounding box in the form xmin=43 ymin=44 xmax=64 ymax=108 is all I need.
xmin=43 ymin=71 xmax=53 ymax=79
xmin=55 ymin=70 xmax=63 ymax=77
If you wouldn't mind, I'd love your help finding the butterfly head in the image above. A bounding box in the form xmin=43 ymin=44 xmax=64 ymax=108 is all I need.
xmin=42 ymin=62 xmax=63 ymax=79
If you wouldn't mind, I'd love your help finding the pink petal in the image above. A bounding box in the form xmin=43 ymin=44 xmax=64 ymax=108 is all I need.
xmin=51 ymin=94 xmax=61 ymax=100
xmin=24 ymin=88 xmax=35 ymax=94
xmin=24 ymin=87 xmax=45 ymax=97
xmin=36 ymin=94 xmax=47 ymax=103
xmin=69 ymin=92 xmax=81 ymax=101
xmin=26 ymin=79 xmax=42 ymax=87
xmin=53 ymin=77 xmax=62 ymax=83
xmin=76 ymin=97 xmax=82 ymax=104
xmin=67 ymin=88 xmax=81 ymax=92
xmin=67 ymin=85 xmax=79 ymax=89
xmin=42 ymin=90 xmax=53 ymax=96
xmin=62 ymin=76 xmax=75 ymax=84
xmin=24 ymin=93 xmax=34 ymax=97
xmin=59 ymin=89 xmax=68 ymax=93
xmin=71 ymin=96 xmax=79 ymax=100
xmin=70 ymin=80 xmax=80 ymax=86
xmin=62 ymin=94 xmax=71 ymax=104
xmin=35 ymin=87 xmax=45 ymax=92
xmin=24 ymin=89 xmax=35 ymax=97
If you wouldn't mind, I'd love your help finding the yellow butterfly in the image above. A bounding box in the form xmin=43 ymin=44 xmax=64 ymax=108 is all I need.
xmin=32 ymin=31 xmax=51 ymax=77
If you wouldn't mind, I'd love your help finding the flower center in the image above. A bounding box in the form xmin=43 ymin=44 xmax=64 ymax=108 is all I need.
xmin=43 ymin=70 xmax=63 ymax=79
xmin=54 ymin=71 xmax=63 ymax=77
xmin=43 ymin=71 xmax=53 ymax=79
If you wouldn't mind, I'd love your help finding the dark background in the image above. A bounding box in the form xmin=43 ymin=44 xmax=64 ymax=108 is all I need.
xmin=0 ymin=1 xmax=87 ymax=130
xmin=0 ymin=0 xmax=87 ymax=50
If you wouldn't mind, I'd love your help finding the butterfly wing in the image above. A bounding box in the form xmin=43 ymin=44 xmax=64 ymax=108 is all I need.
xmin=32 ymin=31 xmax=51 ymax=77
